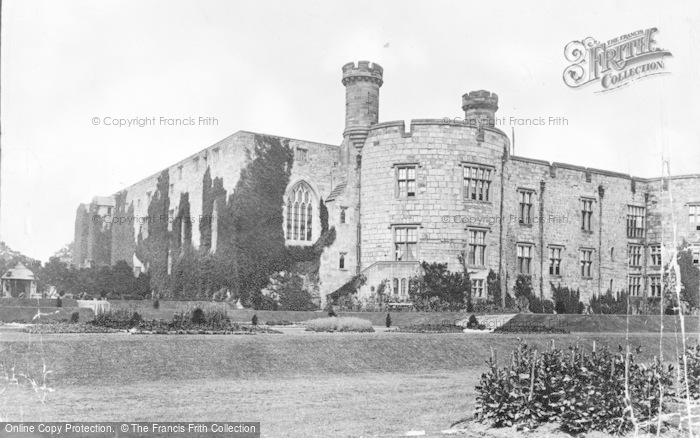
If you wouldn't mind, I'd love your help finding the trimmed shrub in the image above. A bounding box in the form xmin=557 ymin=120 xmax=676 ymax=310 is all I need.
xmin=476 ymin=341 xmax=673 ymax=434
xmin=265 ymin=320 xmax=293 ymax=326
xmin=129 ymin=311 xmax=142 ymax=328
xmin=252 ymin=314 xmax=258 ymax=326
xmin=153 ymin=299 xmax=160 ymax=310
xmin=551 ymin=284 xmax=583 ymax=314
xmin=590 ymin=290 xmax=628 ymax=314
xmin=191 ymin=308 xmax=205 ymax=325
xmin=385 ymin=313 xmax=392 ymax=328
xmin=305 ymin=317 xmax=374 ymax=333
xmin=467 ymin=314 xmax=479 ymax=329
xmin=493 ymin=322 xmax=569 ymax=334
xmin=70 ymin=311 xmax=79 ymax=323
xmin=57 ymin=297 xmax=62 ymax=308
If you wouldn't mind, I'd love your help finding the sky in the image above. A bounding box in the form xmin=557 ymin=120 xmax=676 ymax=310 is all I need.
xmin=2 ymin=0 xmax=699 ymax=262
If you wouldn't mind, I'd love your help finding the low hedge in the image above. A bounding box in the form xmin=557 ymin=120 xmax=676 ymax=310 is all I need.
xmin=394 ymin=324 xmax=465 ymax=333
xmin=0 ymin=307 xmax=94 ymax=323
xmin=305 ymin=317 xmax=374 ymax=333
xmin=22 ymin=323 xmax=120 ymax=334
xmin=0 ymin=298 xmax=79 ymax=307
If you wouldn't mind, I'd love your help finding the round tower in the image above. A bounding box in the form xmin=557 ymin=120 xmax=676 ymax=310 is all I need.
xmin=342 ymin=61 xmax=383 ymax=149
xmin=462 ymin=90 xmax=498 ymax=128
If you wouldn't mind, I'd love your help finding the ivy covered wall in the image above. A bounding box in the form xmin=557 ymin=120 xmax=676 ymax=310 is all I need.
xmin=75 ymin=131 xmax=349 ymax=307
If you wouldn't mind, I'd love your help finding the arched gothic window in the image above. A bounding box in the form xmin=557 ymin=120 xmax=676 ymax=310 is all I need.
xmin=285 ymin=182 xmax=315 ymax=242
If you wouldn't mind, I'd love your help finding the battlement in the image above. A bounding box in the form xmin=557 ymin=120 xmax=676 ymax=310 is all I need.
xmin=342 ymin=61 xmax=384 ymax=86
xmin=461 ymin=90 xmax=499 ymax=111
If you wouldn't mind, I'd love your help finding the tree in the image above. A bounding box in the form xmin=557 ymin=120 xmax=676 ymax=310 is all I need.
xmin=457 ymin=252 xmax=474 ymax=311
xmin=222 ymin=135 xmax=294 ymax=306
xmin=42 ymin=256 xmax=77 ymax=295
xmin=52 ymin=243 xmax=74 ymax=265
xmin=409 ymin=261 xmax=470 ymax=311
xmin=678 ymin=247 xmax=700 ymax=311
xmin=112 ymin=260 xmax=136 ymax=299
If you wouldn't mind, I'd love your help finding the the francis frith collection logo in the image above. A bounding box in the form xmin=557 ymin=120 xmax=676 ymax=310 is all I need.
xmin=563 ymin=28 xmax=672 ymax=92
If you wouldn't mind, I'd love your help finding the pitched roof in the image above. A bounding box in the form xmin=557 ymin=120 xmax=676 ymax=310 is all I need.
xmin=326 ymin=181 xmax=348 ymax=202
xmin=2 ymin=263 xmax=36 ymax=281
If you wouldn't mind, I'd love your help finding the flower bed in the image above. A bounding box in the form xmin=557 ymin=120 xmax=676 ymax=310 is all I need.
xmin=264 ymin=320 xmax=295 ymax=326
xmin=392 ymin=323 xmax=465 ymax=333
xmin=21 ymin=323 xmax=120 ymax=334
xmin=493 ymin=322 xmax=570 ymax=334
xmin=305 ymin=317 xmax=374 ymax=333
xmin=129 ymin=326 xmax=282 ymax=335
xmin=476 ymin=340 xmax=673 ymax=434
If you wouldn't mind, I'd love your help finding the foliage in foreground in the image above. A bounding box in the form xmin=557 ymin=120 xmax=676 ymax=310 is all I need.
xmin=475 ymin=340 xmax=673 ymax=434
xmin=678 ymin=343 xmax=700 ymax=400
xmin=305 ymin=317 xmax=374 ymax=333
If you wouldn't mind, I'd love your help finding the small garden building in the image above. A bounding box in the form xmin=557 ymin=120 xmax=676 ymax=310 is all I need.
xmin=1 ymin=263 xmax=39 ymax=298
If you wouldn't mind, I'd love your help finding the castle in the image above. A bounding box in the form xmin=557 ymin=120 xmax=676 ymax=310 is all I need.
xmin=74 ymin=61 xmax=700 ymax=307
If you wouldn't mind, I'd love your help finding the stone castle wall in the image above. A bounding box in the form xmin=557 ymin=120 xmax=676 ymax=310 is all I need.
xmin=360 ymin=120 xmax=508 ymax=293
xmin=75 ymin=131 xmax=358 ymax=304
xmin=74 ymin=60 xmax=700 ymax=308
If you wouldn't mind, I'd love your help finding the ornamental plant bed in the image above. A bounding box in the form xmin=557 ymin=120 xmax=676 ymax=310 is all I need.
xmin=475 ymin=339 xmax=674 ymax=435
xmin=264 ymin=320 xmax=295 ymax=326
xmin=393 ymin=324 xmax=465 ymax=333
xmin=21 ymin=323 xmax=121 ymax=334
xmin=129 ymin=327 xmax=282 ymax=335
xmin=493 ymin=322 xmax=570 ymax=335
xmin=304 ymin=317 xmax=374 ymax=333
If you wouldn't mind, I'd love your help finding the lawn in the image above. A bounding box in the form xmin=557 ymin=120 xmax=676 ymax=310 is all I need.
xmin=1 ymin=330 xmax=696 ymax=437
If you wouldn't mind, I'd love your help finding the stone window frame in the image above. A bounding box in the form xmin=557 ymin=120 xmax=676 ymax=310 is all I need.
xmin=580 ymin=197 xmax=595 ymax=232
xmin=294 ymin=147 xmax=309 ymax=163
xmin=649 ymin=275 xmax=662 ymax=297
xmin=390 ymin=223 xmax=422 ymax=262
xmin=472 ymin=279 xmax=485 ymax=299
xmin=178 ymin=165 xmax=183 ymax=181
xmin=461 ymin=162 xmax=495 ymax=203
xmin=284 ymin=181 xmax=318 ymax=245
xmin=548 ymin=244 xmax=564 ymax=277
xmin=465 ymin=226 xmax=489 ymax=268
xmin=628 ymin=244 xmax=643 ymax=267
xmin=650 ymin=244 xmax=662 ymax=267
xmin=339 ymin=252 xmax=347 ymax=270
xmin=627 ymin=274 xmax=642 ymax=296
xmin=626 ymin=205 xmax=645 ymax=238
xmin=392 ymin=162 xmax=420 ymax=199
xmin=689 ymin=204 xmax=700 ymax=230
xmin=340 ymin=207 xmax=348 ymax=224
xmin=212 ymin=147 xmax=221 ymax=165
xmin=193 ymin=157 xmax=200 ymax=172
xmin=692 ymin=243 xmax=700 ymax=266
xmin=516 ymin=242 xmax=534 ymax=275
xmin=517 ymin=188 xmax=536 ymax=226
xmin=580 ymin=247 xmax=594 ymax=279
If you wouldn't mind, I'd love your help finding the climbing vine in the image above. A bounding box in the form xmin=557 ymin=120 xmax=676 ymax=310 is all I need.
xmin=111 ymin=190 xmax=135 ymax=265
xmin=135 ymin=170 xmax=171 ymax=297
xmin=127 ymin=134 xmax=334 ymax=307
